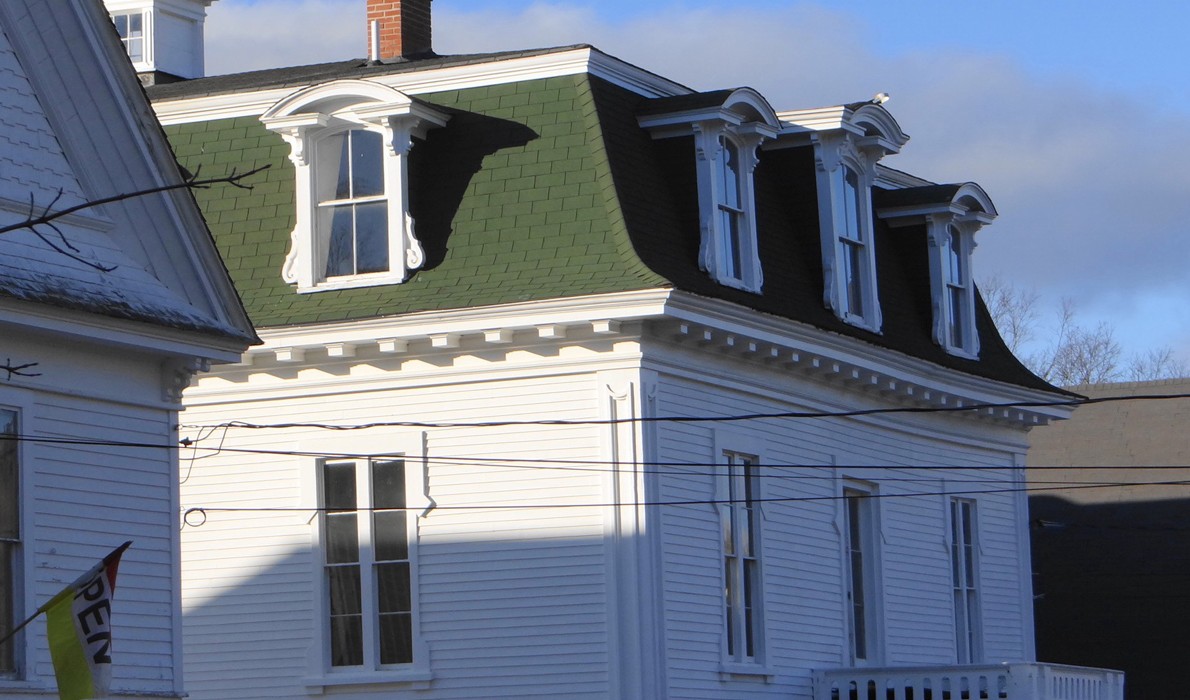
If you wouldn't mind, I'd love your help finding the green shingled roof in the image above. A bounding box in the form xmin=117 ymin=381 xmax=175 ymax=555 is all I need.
xmin=165 ymin=73 xmax=668 ymax=329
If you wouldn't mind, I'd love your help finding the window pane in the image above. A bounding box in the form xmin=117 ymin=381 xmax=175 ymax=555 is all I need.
xmin=354 ymin=202 xmax=389 ymax=274
xmin=0 ymin=542 xmax=12 ymax=674
xmin=844 ymin=241 xmax=864 ymax=316
xmin=376 ymin=562 xmax=411 ymax=613
xmin=323 ymin=462 xmax=357 ymax=511
xmin=721 ymin=140 xmax=742 ymax=209
xmin=379 ymin=612 xmax=413 ymax=665
xmin=324 ymin=206 xmax=355 ymax=277
xmin=842 ymin=167 xmax=862 ymax=240
xmin=327 ymin=566 xmax=362 ymax=615
xmin=949 ymin=286 xmax=966 ymax=347
xmin=329 ymin=614 xmax=363 ymax=667
xmin=333 ymin=133 xmax=352 ymax=200
xmin=350 ymin=131 xmax=384 ymax=198
xmin=948 ymin=226 xmax=965 ymax=284
xmin=724 ymin=556 xmax=736 ymax=655
xmin=129 ymin=13 xmax=143 ymax=34
xmin=113 ymin=14 xmax=128 ymax=36
xmin=0 ymin=410 xmax=16 ymax=539
xmin=371 ymin=460 xmax=405 ymax=510
xmin=373 ymin=511 xmax=408 ymax=562
xmin=325 ymin=513 xmax=359 ymax=564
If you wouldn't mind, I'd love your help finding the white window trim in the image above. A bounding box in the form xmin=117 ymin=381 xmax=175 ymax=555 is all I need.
xmin=838 ymin=479 xmax=884 ymax=666
xmin=949 ymin=497 xmax=983 ymax=664
xmin=261 ymin=80 xmax=449 ymax=293
xmin=0 ymin=394 xmax=35 ymax=689
xmin=694 ymin=123 xmax=767 ymax=292
xmin=298 ymin=432 xmax=432 ymax=691
xmin=712 ymin=430 xmax=771 ymax=676
xmin=814 ymin=134 xmax=883 ymax=332
xmin=929 ymin=218 xmax=981 ymax=358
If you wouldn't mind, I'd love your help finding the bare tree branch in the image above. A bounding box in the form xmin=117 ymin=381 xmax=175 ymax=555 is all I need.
xmin=1 ymin=359 xmax=41 ymax=380
xmin=980 ymin=276 xmax=1187 ymax=385
xmin=0 ymin=164 xmax=270 ymax=237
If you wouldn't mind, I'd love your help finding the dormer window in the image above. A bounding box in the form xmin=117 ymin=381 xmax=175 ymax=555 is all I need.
xmin=639 ymin=88 xmax=781 ymax=293
xmin=261 ymin=80 xmax=449 ymax=292
xmin=776 ymin=101 xmax=908 ymax=332
xmin=875 ymin=183 xmax=997 ymax=359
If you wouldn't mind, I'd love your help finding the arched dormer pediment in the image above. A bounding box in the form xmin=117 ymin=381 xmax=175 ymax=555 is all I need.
xmin=721 ymin=87 xmax=782 ymax=131
xmin=848 ymin=102 xmax=909 ymax=156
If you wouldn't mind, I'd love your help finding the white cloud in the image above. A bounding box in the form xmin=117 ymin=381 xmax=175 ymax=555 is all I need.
xmin=203 ymin=1 xmax=1190 ymax=363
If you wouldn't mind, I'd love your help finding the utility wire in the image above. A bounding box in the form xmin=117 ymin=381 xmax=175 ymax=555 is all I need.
xmin=177 ymin=392 xmax=1190 ymax=432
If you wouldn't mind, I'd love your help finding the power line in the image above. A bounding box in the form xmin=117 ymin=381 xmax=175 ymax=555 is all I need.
xmin=176 ymin=392 xmax=1190 ymax=432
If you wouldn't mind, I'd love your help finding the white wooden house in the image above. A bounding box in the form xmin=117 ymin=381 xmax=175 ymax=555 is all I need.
xmin=0 ymin=0 xmax=255 ymax=697
xmin=138 ymin=0 xmax=1122 ymax=697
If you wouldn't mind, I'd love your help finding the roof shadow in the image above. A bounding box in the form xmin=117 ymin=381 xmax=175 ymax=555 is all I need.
xmin=409 ymin=109 xmax=538 ymax=271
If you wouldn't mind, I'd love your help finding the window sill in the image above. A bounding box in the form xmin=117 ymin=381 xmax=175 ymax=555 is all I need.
xmin=941 ymin=343 xmax=979 ymax=360
xmin=296 ymin=271 xmax=409 ymax=294
xmin=842 ymin=312 xmax=880 ymax=334
xmin=715 ymin=275 xmax=762 ymax=294
xmin=718 ymin=660 xmax=775 ymax=679
xmin=0 ymin=678 xmax=52 ymax=693
xmin=303 ymin=667 xmax=432 ymax=693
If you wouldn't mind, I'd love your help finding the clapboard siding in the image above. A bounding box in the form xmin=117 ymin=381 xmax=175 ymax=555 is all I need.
xmin=7 ymin=348 xmax=183 ymax=696
xmin=181 ymin=364 xmax=615 ymax=700
xmin=651 ymin=358 xmax=1032 ymax=698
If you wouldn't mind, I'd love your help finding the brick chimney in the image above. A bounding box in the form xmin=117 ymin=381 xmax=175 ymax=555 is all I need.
xmin=367 ymin=0 xmax=434 ymax=62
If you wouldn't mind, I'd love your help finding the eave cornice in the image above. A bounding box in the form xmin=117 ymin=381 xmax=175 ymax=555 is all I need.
xmin=222 ymin=289 xmax=1069 ymax=428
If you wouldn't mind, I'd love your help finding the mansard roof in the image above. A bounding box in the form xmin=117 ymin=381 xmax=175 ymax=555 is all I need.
xmin=149 ymin=46 xmax=1054 ymax=392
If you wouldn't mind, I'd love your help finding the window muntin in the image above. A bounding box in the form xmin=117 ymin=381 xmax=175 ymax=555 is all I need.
xmin=722 ymin=451 xmax=762 ymax=664
xmin=320 ymin=457 xmax=414 ymax=670
xmin=843 ymin=486 xmax=879 ymax=664
xmin=111 ymin=13 xmax=145 ymax=64
xmin=950 ymin=498 xmax=981 ymax=663
xmin=0 ymin=410 xmax=18 ymax=676
xmin=317 ymin=130 xmax=389 ymax=279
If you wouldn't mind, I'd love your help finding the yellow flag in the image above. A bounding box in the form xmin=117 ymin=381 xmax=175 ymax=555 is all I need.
xmin=43 ymin=542 xmax=131 ymax=700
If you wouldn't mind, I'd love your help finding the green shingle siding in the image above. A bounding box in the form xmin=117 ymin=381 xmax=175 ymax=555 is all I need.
xmin=163 ymin=74 xmax=664 ymax=329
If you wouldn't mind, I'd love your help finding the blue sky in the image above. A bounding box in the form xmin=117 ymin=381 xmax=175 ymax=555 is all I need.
xmin=206 ymin=1 xmax=1190 ymax=373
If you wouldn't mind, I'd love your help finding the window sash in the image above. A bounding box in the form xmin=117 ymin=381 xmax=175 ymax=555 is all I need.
xmin=723 ymin=451 xmax=760 ymax=663
xmin=320 ymin=457 xmax=413 ymax=670
xmin=317 ymin=130 xmax=390 ymax=280
xmin=951 ymin=499 xmax=980 ymax=663
xmin=843 ymin=487 xmax=876 ymax=663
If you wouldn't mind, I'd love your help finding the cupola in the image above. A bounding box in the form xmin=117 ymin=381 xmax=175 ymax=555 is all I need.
xmin=103 ymin=0 xmax=219 ymax=84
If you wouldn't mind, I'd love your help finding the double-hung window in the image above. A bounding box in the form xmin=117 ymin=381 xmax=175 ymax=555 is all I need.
xmin=838 ymin=166 xmax=870 ymax=319
xmin=842 ymin=485 xmax=880 ymax=665
xmin=721 ymin=451 xmax=763 ymax=665
xmin=950 ymin=498 xmax=981 ymax=663
xmin=321 ymin=457 xmax=416 ymax=669
xmin=318 ymin=129 xmax=389 ymax=279
xmin=0 ymin=410 xmax=19 ymax=677
xmin=946 ymin=226 xmax=970 ymax=350
xmin=717 ymin=137 xmax=747 ymax=283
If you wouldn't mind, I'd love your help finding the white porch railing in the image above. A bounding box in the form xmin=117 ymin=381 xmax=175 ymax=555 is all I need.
xmin=813 ymin=662 xmax=1124 ymax=700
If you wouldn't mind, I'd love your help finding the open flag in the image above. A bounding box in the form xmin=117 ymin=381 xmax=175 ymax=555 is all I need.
xmin=42 ymin=541 xmax=132 ymax=700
